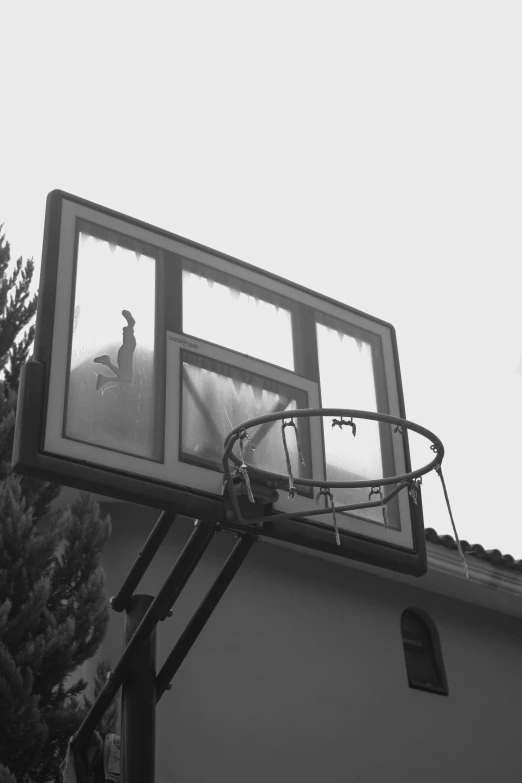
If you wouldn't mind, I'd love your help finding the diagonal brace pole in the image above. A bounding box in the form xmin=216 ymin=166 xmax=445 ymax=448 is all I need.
xmin=72 ymin=519 xmax=217 ymax=752
xmin=156 ymin=533 xmax=256 ymax=702
xmin=111 ymin=510 xmax=178 ymax=612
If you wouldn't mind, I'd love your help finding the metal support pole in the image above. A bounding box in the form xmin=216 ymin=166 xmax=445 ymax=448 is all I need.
xmin=156 ymin=534 xmax=256 ymax=701
xmin=121 ymin=595 xmax=156 ymax=783
xmin=111 ymin=511 xmax=177 ymax=612
xmin=73 ymin=519 xmax=216 ymax=752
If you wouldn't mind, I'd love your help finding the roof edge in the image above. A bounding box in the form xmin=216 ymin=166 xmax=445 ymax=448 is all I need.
xmin=424 ymin=540 xmax=522 ymax=616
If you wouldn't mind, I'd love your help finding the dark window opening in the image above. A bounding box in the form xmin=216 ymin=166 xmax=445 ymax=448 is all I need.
xmin=401 ymin=609 xmax=448 ymax=696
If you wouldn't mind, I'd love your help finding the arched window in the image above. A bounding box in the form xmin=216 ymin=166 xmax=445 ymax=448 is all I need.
xmin=401 ymin=609 xmax=448 ymax=696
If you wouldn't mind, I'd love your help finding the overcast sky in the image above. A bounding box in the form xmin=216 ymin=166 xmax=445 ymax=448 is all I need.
xmin=2 ymin=2 xmax=521 ymax=556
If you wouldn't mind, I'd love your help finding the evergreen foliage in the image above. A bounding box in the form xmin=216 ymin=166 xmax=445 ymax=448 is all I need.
xmin=0 ymin=229 xmax=112 ymax=782
xmin=0 ymin=764 xmax=17 ymax=783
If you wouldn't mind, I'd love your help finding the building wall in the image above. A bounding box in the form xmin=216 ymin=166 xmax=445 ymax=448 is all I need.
xmin=97 ymin=502 xmax=522 ymax=782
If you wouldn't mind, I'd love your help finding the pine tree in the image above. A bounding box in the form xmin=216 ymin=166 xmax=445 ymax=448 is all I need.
xmin=0 ymin=228 xmax=112 ymax=782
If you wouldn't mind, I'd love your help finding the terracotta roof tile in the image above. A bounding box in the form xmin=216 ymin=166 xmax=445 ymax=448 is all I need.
xmin=425 ymin=528 xmax=522 ymax=572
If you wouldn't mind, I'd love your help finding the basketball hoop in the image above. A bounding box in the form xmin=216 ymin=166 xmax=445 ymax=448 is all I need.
xmin=222 ymin=408 xmax=468 ymax=577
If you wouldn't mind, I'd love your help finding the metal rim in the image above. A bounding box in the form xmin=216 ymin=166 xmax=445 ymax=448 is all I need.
xmin=223 ymin=408 xmax=444 ymax=489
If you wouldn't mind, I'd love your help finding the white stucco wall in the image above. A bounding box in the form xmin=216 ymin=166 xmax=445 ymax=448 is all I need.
xmin=96 ymin=502 xmax=522 ymax=782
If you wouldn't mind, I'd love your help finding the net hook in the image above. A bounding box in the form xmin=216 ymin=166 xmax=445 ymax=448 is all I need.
xmin=408 ymin=477 xmax=422 ymax=505
xmin=332 ymin=416 xmax=357 ymax=437
xmin=238 ymin=432 xmax=255 ymax=503
xmin=281 ymin=418 xmax=305 ymax=499
xmin=369 ymin=486 xmax=388 ymax=530
xmin=238 ymin=427 xmax=256 ymax=452
xmin=316 ymin=487 xmax=340 ymax=546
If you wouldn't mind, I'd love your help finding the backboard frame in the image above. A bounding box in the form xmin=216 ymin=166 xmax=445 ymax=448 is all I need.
xmin=13 ymin=190 xmax=427 ymax=576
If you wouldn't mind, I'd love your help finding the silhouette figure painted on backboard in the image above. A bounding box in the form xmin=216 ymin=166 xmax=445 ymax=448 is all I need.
xmin=95 ymin=310 xmax=136 ymax=392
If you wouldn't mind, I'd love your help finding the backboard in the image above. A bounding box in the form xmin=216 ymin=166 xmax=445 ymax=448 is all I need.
xmin=13 ymin=190 xmax=427 ymax=576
